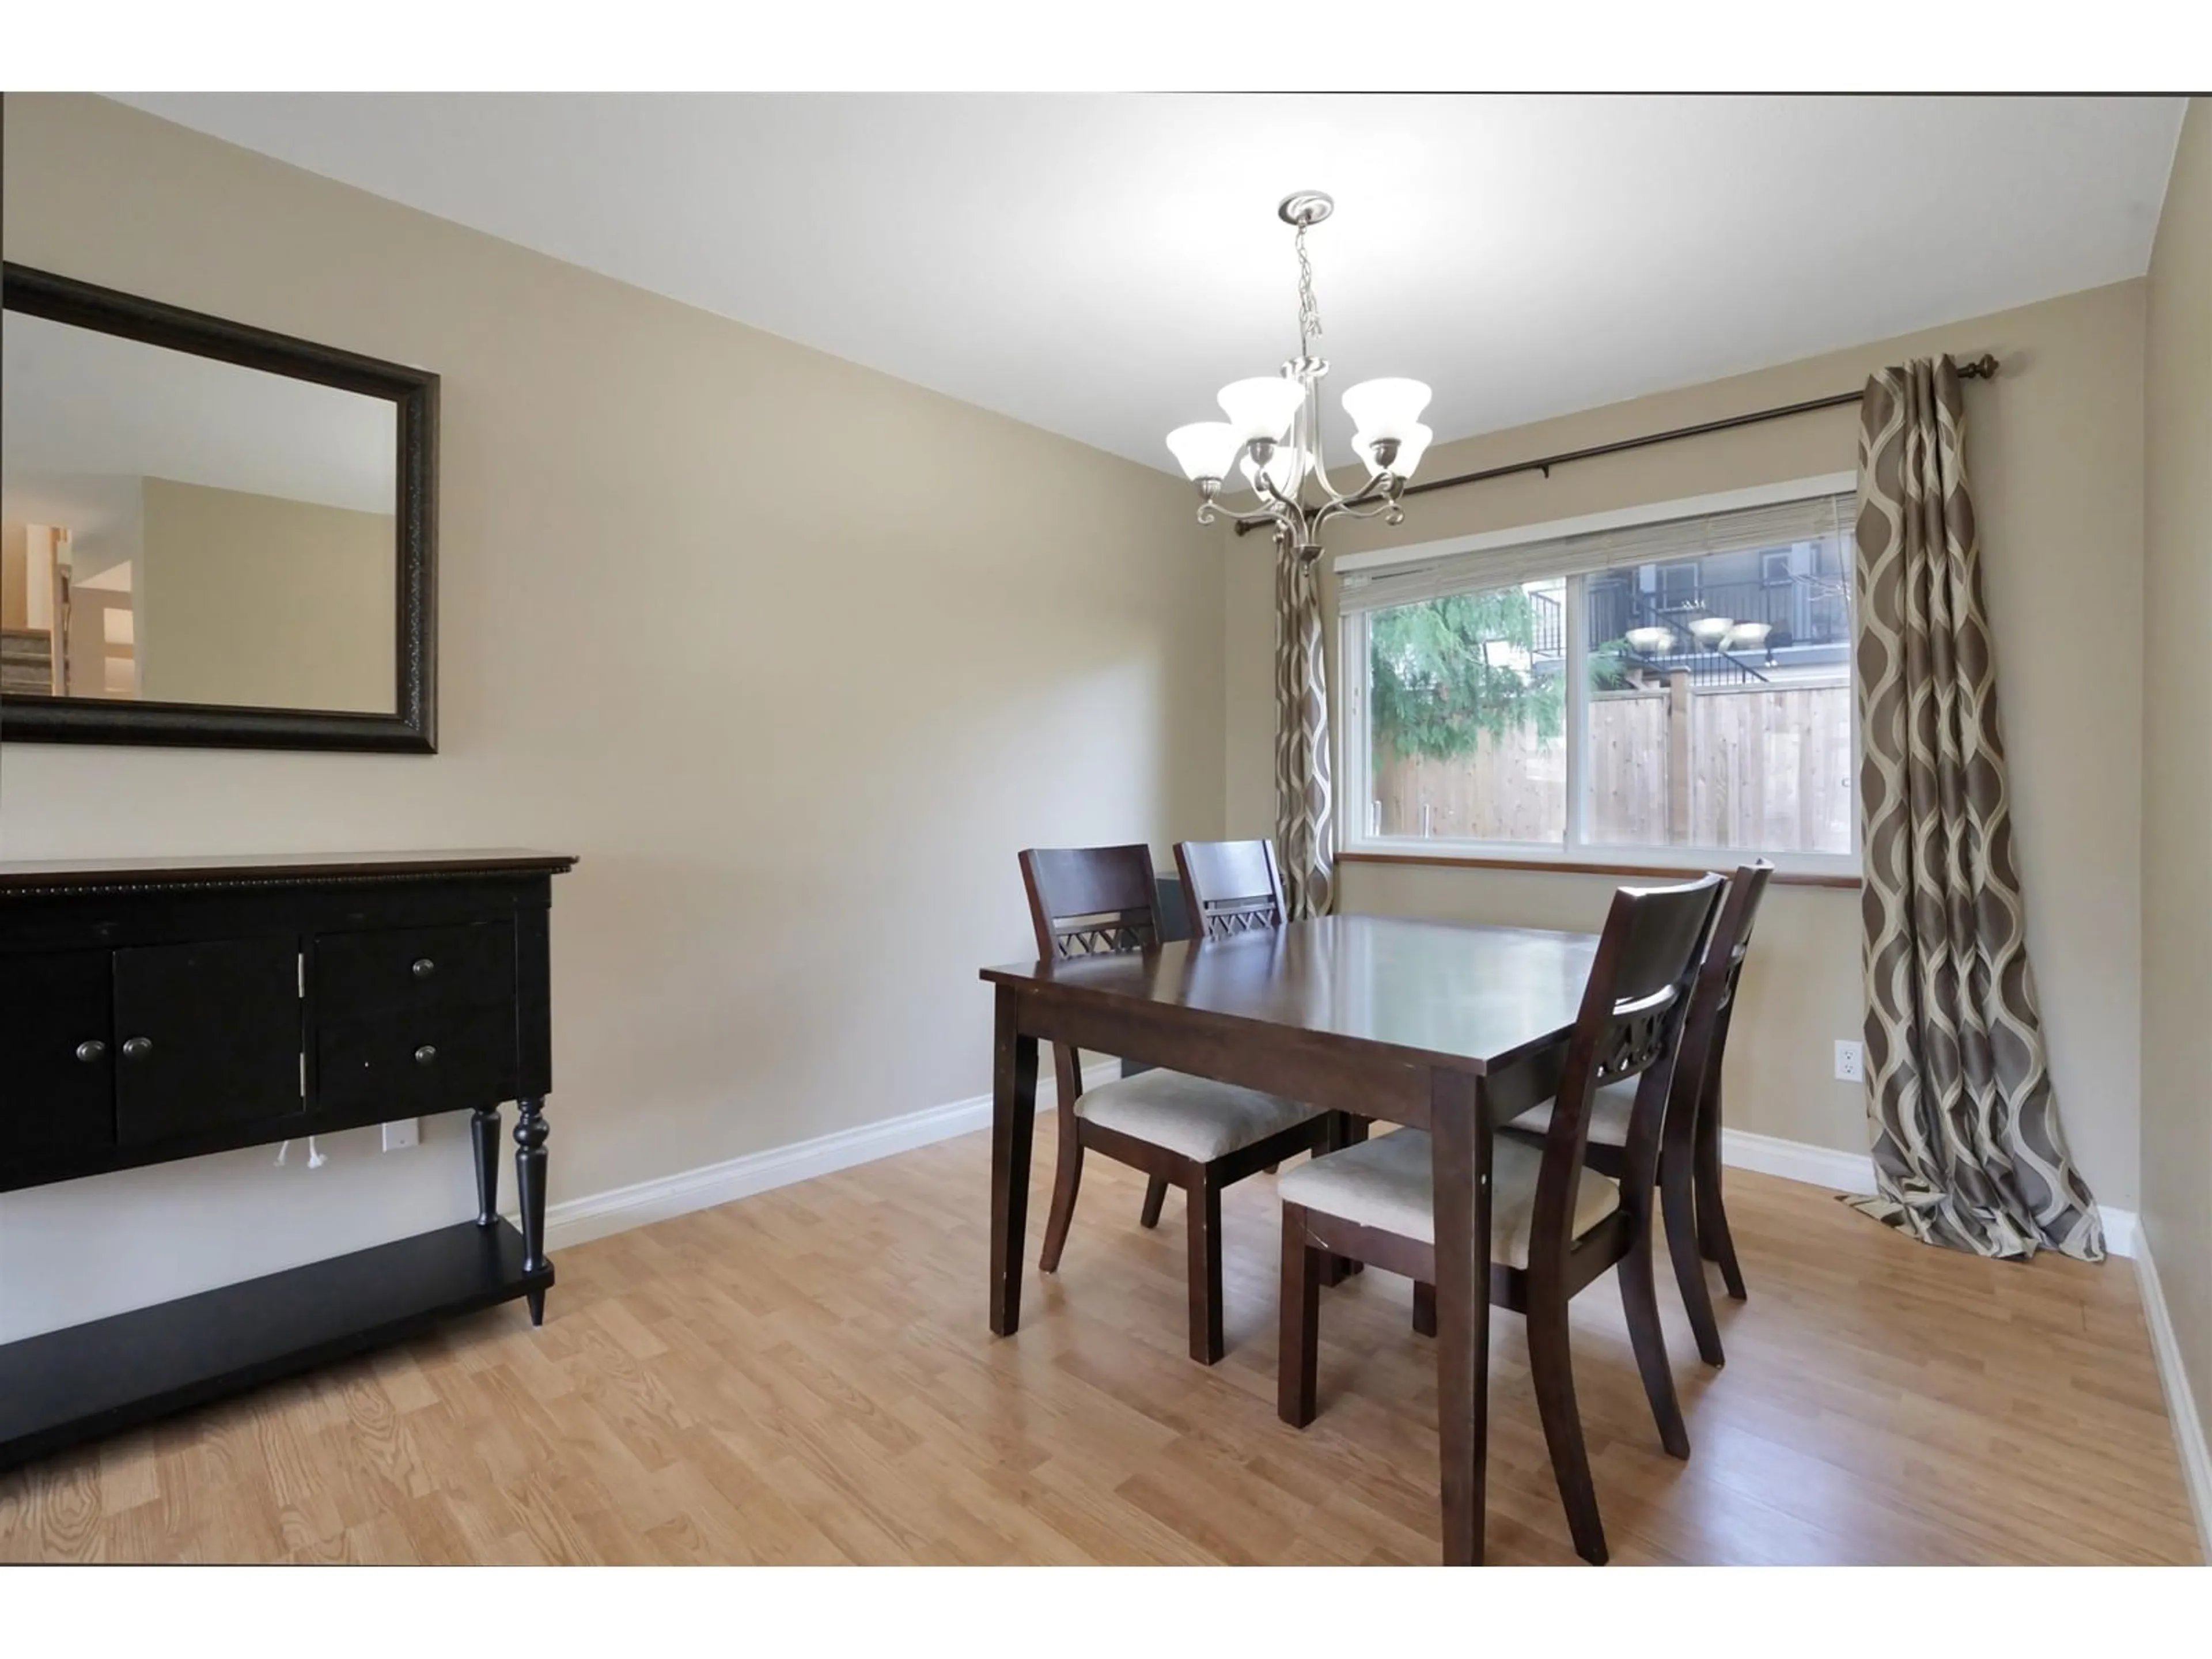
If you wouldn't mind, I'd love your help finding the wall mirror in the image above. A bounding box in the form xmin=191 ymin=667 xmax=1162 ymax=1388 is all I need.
xmin=1 ymin=265 xmax=437 ymax=752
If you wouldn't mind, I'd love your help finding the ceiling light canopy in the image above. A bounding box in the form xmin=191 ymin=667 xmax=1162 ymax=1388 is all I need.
xmin=1165 ymin=191 xmax=1436 ymax=561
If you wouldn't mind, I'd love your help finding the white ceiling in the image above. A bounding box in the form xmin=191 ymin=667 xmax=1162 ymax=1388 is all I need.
xmin=111 ymin=93 xmax=2186 ymax=473
xmin=2 ymin=308 xmax=396 ymax=513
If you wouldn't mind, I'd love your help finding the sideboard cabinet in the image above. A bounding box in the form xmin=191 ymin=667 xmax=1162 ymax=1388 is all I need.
xmin=0 ymin=849 xmax=577 ymax=1471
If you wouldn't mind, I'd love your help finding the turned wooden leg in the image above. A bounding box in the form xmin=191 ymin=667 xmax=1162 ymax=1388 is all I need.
xmin=1187 ymin=1172 xmax=1225 ymax=1365
xmin=471 ymin=1104 xmax=501 ymax=1227
xmin=1139 ymin=1174 xmax=1171 ymax=1229
xmin=1039 ymin=1112 xmax=1084 ymax=1274
xmin=1278 ymin=1201 xmax=1320 ymax=1426
xmin=514 ymin=1096 xmax=550 ymax=1325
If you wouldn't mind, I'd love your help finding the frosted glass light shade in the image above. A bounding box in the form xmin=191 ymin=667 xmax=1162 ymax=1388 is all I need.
xmin=1217 ymin=376 xmax=1306 ymax=443
xmin=1341 ymin=377 xmax=1432 ymax=441
xmin=1165 ymin=421 xmax=1245 ymax=482
xmin=1356 ymin=423 xmax=1433 ymax=479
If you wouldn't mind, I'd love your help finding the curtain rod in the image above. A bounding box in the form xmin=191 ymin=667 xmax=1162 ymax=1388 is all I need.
xmin=1401 ymin=353 xmax=2000 ymax=501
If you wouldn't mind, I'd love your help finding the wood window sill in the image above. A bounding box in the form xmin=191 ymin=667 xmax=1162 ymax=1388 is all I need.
xmin=1334 ymin=849 xmax=1861 ymax=891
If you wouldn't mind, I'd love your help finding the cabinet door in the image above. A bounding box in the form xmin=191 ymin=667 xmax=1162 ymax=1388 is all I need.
xmin=0 ymin=950 xmax=116 ymax=1163
xmin=113 ymin=938 xmax=302 ymax=1146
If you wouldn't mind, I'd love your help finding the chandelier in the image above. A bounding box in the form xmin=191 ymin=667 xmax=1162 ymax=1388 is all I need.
xmin=1164 ymin=191 xmax=1433 ymax=562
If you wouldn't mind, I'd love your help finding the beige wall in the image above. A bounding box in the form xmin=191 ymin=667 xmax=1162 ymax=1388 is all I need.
xmin=2142 ymin=99 xmax=2211 ymax=1458
xmin=1225 ymin=279 xmax=2147 ymax=1209
xmin=138 ymin=476 xmax=396 ymax=712
xmin=0 ymin=94 xmax=1226 ymax=1340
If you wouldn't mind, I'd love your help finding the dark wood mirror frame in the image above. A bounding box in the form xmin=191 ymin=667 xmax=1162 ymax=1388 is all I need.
xmin=1 ymin=263 xmax=438 ymax=753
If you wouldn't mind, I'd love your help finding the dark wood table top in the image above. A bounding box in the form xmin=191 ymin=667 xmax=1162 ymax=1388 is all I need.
xmin=0 ymin=849 xmax=580 ymax=893
xmin=982 ymin=914 xmax=1599 ymax=1077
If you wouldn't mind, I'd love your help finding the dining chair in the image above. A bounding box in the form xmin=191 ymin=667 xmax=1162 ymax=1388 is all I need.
xmin=1172 ymin=838 xmax=1287 ymax=940
xmin=1496 ymin=859 xmax=1773 ymax=1368
xmin=1173 ymin=838 xmax=1363 ymax=1285
xmin=1019 ymin=844 xmax=1336 ymax=1363
xmin=1275 ymin=874 xmax=1724 ymax=1566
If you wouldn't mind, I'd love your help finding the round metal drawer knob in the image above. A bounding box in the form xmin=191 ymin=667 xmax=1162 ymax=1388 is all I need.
xmin=75 ymin=1039 xmax=107 ymax=1063
xmin=121 ymin=1036 xmax=154 ymax=1060
xmin=414 ymin=1044 xmax=437 ymax=1065
xmin=411 ymin=957 xmax=436 ymax=979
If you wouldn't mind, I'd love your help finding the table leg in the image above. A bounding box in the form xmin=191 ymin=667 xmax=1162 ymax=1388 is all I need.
xmin=513 ymin=1095 xmax=550 ymax=1327
xmin=989 ymin=985 xmax=1039 ymax=1337
xmin=1430 ymin=1069 xmax=1491 ymax=1566
xmin=471 ymin=1104 xmax=501 ymax=1226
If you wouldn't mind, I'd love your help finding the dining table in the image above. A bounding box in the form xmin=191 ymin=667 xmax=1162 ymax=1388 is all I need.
xmin=980 ymin=911 xmax=1603 ymax=1566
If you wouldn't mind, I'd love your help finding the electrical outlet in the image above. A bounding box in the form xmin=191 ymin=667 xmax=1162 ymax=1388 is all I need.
xmin=1834 ymin=1040 xmax=1865 ymax=1084
xmin=381 ymin=1118 xmax=420 ymax=1152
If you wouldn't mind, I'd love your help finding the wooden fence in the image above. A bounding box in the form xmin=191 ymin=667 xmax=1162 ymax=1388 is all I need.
xmin=1370 ymin=679 xmax=1852 ymax=853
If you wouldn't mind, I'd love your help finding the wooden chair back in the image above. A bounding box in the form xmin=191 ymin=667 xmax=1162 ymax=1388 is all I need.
xmin=1709 ymin=859 xmax=1773 ymax=1021
xmin=1017 ymin=845 xmax=1162 ymax=1103
xmin=1019 ymin=846 xmax=1164 ymax=960
xmin=1173 ymin=840 xmax=1286 ymax=940
xmin=1662 ymin=859 xmax=1774 ymax=1161
xmin=1533 ymin=874 xmax=1724 ymax=1269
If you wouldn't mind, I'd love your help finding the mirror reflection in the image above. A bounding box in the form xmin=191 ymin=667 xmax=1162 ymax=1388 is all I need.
xmin=2 ymin=310 xmax=400 ymax=714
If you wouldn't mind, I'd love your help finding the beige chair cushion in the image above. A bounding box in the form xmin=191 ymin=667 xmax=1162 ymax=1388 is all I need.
xmin=1506 ymin=1078 xmax=1638 ymax=1146
xmin=1074 ymin=1070 xmax=1317 ymax=1163
xmin=1277 ymin=1128 xmax=1621 ymax=1269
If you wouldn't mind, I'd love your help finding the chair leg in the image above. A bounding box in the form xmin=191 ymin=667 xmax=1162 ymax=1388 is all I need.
xmin=1040 ymin=1118 xmax=1084 ymax=1274
xmin=1323 ymin=1114 xmax=1365 ymax=1282
xmin=1619 ymin=1225 xmax=1692 ymax=1460
xmin=1525 ymin=1288 xmax=1607 ymax=1566
xmin=1411 ymin=1279 xmax=1437 ymax=1337
xmin=1187 ymin=1173 xmax=1225 ymax=1365
xmin=1662 ymin=1147 xmax=1725 ymax=1368
xmin=1278 ymin=1202 xmax=1320 ymax=1426
xmin=1316 ymin=1115 xmax=1356 ymax=1286
xmin=1694 ymin=1124 xmax=1747 ymax=1301
xmin=1139 ymin=1174 xmax=1171 ymax=1230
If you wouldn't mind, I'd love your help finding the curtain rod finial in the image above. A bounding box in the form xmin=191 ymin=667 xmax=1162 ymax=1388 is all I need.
xmin=1959 ymin=354 xmax=1999 ymax=379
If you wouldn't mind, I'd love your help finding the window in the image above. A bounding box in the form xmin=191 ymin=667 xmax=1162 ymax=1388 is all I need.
xmin=1339 ymin=478 xmax=1858 ymax=871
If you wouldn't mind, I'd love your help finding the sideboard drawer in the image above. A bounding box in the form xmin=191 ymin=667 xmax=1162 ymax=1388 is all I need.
xmin=317 ymin=1005 xmax=518 ymax=1119
xmin=315 ymin=922 xmax=515 ymax=1021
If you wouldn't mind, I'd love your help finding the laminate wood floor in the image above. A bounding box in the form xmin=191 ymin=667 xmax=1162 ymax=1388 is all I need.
xmin=1 ymin=1131 xmax=2199 ymax=1565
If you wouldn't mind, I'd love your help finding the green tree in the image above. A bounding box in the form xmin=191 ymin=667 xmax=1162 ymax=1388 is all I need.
xmin=1368 ymin=589 xmax=1563 ymax=764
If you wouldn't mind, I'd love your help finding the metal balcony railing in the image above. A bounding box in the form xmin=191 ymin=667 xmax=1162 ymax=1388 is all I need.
xmin=1590 ymin=573 xmax=1850 ymax=686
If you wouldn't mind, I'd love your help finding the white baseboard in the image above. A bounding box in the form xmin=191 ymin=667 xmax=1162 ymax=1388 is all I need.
xmin=1717 ymin=1127 xmax=2137 ymax=1259
xmin=2134 ymin=1232 xmax=2212 ymax=1561
xmin=531 ymin=1059 xmax=1121 ymax=1252
xmin=536 ymin=1088 xmax=2137 ymax=1261
xmin=1720 ymin=1126 xmax=1877 ymax=1194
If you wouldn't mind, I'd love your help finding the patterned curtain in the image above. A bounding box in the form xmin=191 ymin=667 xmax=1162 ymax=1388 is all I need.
xmin=1849 ymin=357 xmax=2103 ymax=1261
xmin=1274 ymin=536 xmax=1333 ymax=919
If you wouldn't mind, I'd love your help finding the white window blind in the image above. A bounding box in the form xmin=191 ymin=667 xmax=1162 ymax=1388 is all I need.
xmin=1337 ymin=490 xmax=1856 ymax=613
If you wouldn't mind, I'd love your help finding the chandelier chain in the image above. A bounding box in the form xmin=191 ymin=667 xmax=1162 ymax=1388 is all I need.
xmin=1294 ymin=222 xmax=1323 ymax=358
